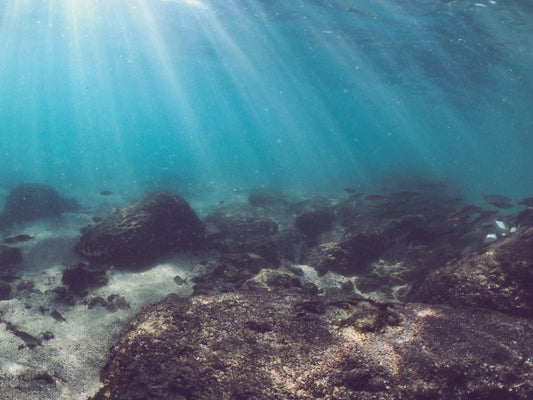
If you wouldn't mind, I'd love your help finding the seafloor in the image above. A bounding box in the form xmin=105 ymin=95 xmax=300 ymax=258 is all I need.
xmin=0 ymin=181 xmax=533 ymax=399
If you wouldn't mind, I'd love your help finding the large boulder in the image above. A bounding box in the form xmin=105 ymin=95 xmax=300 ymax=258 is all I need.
xmin=0 ymin=183 xmax=78 ymax=229
xmin=408 ymin=227 xmax=533 ymax=317
xmin=90 ymin=276 xmax=533 ymax=400
xmin=75 ymin=191 xmax=205 ymax=268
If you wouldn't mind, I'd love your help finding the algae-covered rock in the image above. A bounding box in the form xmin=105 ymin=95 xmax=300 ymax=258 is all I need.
xmin=75 ymin=191 xmax=205 ymax=268
xmin=408 ymin=226 xmax=533 ymax=317
xmin=90 ymin=283 xmax=533 ymax=400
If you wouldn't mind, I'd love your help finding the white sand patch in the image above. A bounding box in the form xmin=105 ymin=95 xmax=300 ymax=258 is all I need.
xmin=0 ymin=217 xmax=213 ymax=399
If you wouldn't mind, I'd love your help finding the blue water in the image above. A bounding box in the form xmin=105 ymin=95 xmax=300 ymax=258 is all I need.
xmin=1 ymin=0 xmax=532 ymax=201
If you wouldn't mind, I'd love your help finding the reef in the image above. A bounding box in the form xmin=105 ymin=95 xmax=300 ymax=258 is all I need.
xmin=2 ymin=182 xmax=533 ymax=399
xmin=87 ymin=184 xmax=533 ymax=400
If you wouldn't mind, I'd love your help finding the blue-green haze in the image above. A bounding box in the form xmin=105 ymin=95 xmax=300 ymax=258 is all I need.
xmin=1 ymin=0 xmax=532 ymax=201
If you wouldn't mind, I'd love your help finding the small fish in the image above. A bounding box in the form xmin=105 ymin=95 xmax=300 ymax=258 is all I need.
xmin=483 ymin=194 xmax=513 ymax=209
xmin=343 ymin=187 xmax=357 ymax=194
xmin=50 ymin=310 xmax=66 ymax=322
xmin=92 ymin=216 xmax=102 ymax=223
xmin=3 ymin=234 xmax=34 ymax=244
xmin=449 ymin=205 xmax=483 ymax=221
xmin=174 ymin=275 xmax=187 ymax=285
xmin=78 ymin=239 xmax=104 ymax=257
xmin=518 ymin=196 xmax=533 ymax=208
xmin=219 ymin=200 xmax=225 ymax=205
xmin=100 ymin=190 xmax=113 ymax=196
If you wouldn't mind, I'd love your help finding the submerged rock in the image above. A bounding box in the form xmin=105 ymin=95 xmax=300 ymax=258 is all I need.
xmin=75 ymin=191 xmax=205 ymax=268
xmin=408 ymin=226 xmax=533 ymax=317
xmin=0 ymin=183 xmax=78 ymax=229
xmin=90 ymin=283 xmax=533 ymax=400
xmin=294 ymin=208 xmax=333 ymax=239
xmin=61 ymin=264 xmax=108 ymax=294
xmin=306 ymin=231 xmax=389 ymax=276
xmin=205 ymin=204 xmax=280 ymax=263
xmin=0 ymin=244 xmax=22 ymax=268
xmin=0 ymin=280 xmax=11 ymax=300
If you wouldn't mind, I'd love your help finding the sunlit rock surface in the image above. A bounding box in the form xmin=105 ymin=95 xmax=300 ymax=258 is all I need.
xmin=408 ymin=226 xmax=533 ymax=317
xmin=91 ymin=270 xmax=533 ymax=400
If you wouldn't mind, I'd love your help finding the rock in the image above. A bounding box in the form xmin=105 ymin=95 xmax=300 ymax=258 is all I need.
xmin=90 ymin=286 xmax=533 ymax=400
xmin=272 ymin=228 xmax=306 ymax=263
xmin=294 ymin=208 xmax=333 ymax=239
xmin=75 ymin=191 xmax=205 ymax=268
xmin=306 ymin=231 xmax=389 ymax=276
xmin=408 ymin=226 xmax=533 ymax=317
xmin=205 ymin=204 xmax=279 ymax=240
xmin=0 ymin=244 xmax=22 ymax=268
xmin=62 ymin=264 xmax=108 ymax=294
xmin=0 ymin=183 xmax=78 ymax=229
xmin=0 ymin=280 xmax=10 ymax=300
xmin=204 ymin=204 xmax=280 ymax=263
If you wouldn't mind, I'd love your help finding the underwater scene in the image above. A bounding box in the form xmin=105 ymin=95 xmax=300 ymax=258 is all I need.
xmin=1 ymin=0 xmax=533 ymax=399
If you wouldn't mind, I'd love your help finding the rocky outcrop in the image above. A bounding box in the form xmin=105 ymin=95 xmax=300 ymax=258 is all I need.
xmin=407 ymin=226 xmax=533 ymax=317
xmin=0 ymin=280 xmax=10 ymax=300
xmin=204 ymin=204 xmax=280 ymax=263
xmin=75 ymin=192 xmax=205 ymax=268
xmin=90 ymin=271 xmax=533 ymax=400
xmin=0 ymin=244 xmax=22 ymax=269
xmin=294 ymin=208 xmax=333 ymax=239
xmin=0 ymin=183 xmax=79 ymax=229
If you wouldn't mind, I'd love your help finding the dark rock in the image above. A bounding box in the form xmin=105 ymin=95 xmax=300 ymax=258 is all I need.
xmin=205 ymin=204 xmax=279 ymax=240
xmin=294 ymin=208 xmax=333 ymax=239
xmin=514 ymin=208 xmax=533 ymax=228
xmin=306 ymin=231 xmax=389 ymax=276
xmin=0 ymin=280 xmax=10 ymax=300
xmin=86 ymin=296 xmax=108 ymax=309
xmin=62 ymin=264 xmax=108 ymax=294
xmin=192 ymin=263 xmax=252 ymax=296
xmin=272 ymin=228 xmax=306 ymax=263
xmin=15 ymin=280 xmax=40 ymax=298
xmin=408 ymin=226 xmax=533 ymax=317
xmin=90 ymin=289 xmax=533 ymax=400
xmin=75 ymin=191 xmax=205 ymax=268
xmin=0 ymin=183 xmax=78 ymax=229
xmin=204 ymin=204 xmax=280 ymax=263
xmin=106 ymin=294 xmax=130 ymax=312
xmin=0 ymin=244 xmax=22 ymax=268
